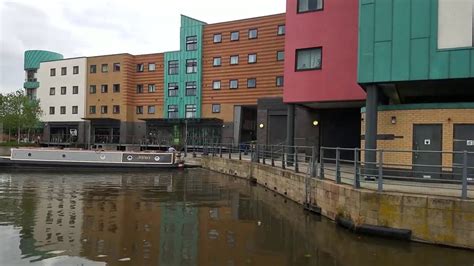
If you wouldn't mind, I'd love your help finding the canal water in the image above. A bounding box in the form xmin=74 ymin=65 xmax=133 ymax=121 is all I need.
xmin=0 ymin=169 xmax=472 ymax=266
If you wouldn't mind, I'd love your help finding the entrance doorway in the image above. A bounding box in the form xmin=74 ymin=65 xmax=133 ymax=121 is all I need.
xmin=240 ymin=106 xmax=257 ymax=143
xmin=413 ymin=124 xmax=442 ymax=179
xmin=453 ymin=124 xmax=474 ymax=180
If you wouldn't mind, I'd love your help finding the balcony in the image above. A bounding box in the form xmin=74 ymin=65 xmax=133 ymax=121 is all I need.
xmin=24 ymin=81 xmax=39 ymax=89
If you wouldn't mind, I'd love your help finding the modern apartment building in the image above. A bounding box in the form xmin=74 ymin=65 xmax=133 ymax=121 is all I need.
xmin=358 ymin=0 xmax=474 ymax=178
xmin=85 ymin=53 xmax=165 ymax=145
xmin=282 ymin=0 xmax=365 ymax=156
xmin=37 ymin=57 xmax=88 ymax=145
xmin=202 ymin=14 xmax=286 ymax=145
xmin=23 ymin=50 xmax=64 ymax=99
xmin=86 ymin=53 xmax=134 ymax=145
xmin=152 ymin=16 xmax=207 ymax=146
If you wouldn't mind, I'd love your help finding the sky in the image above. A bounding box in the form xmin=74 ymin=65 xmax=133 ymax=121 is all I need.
xmin=0 ymin=0 xmax=286 ymax=93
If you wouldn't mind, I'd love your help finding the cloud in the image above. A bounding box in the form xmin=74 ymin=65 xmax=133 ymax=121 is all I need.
xmin=0 ymin=0 xmax=286 ymax=93
xmin=0 ymin=1 xmax=87 ymax=93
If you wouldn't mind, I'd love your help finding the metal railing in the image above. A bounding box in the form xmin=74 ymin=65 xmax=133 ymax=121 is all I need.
xmin=187 ymin=143 xmax=473 ymax=199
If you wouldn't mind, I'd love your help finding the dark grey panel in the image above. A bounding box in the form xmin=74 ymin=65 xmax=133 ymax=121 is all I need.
xmin=453 ymin=124 xmax=474 ymax=179
xmin=413 ymin=124 xmax=442 ymax=179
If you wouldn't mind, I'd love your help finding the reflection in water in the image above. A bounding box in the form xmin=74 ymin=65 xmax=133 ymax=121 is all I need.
xmin=0 ymin=169 xmax=473 ymax=266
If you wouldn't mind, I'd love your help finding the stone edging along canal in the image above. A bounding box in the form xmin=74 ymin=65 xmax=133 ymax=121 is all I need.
xmin=197 ymin=156 xmax=474 ymax=250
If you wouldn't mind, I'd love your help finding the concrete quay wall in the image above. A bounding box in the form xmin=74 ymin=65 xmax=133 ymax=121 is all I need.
xmin=200 ymin=156 xmax=474 ymax=249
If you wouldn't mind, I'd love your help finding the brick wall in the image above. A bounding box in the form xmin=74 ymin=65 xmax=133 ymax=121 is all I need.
xmin=361 ymin=108 xmax=474 ymax=169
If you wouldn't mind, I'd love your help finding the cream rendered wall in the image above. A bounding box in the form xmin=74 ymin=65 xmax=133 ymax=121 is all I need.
xmin=37 ymin=58 xmax=87 ymax=122
xmin=438 ymin=0 xmax=473 ymax=49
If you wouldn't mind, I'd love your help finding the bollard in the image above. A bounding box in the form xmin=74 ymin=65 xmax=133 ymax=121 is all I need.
xmin=219 ymin=145 xmax=222 ymax=158
xmin=271 ymin=146 xmax=275 ymax=167
xmin=336 ymin=148 xmax=341 ymax=184
xmin=462 ymin=151 xmax=468 ymax=199
xmin=228 ymin=144 xmax=232 ymax=159
xmin=354 ymin=148 xmax=360 ymax=189
xmin=255 ymin=145 xmax=259 ymax=163
xmin=250 ymin=145 xmax=254 ymax=162
xmin=311 ymin=146 xmax=317 ymax=178
xmin=295 ymin=152 xmax=299 ymax=173
xmin=282 ymin=150 xmax=286 ymax=170
xmin=378 ymin=150 xmax=384 ymax=192
xmin=262 ymin=146 xmax=266 ymax=165
xmin=319 ymin=147 xmax=324 ymax=179
xmin=239 ymin=148 xmax=242 ymax=161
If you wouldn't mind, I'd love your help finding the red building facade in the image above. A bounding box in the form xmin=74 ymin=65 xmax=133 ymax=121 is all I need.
xmin=280 ymin=0 xmax=365 ymax=154
xmin=283 ymin=0 xmax=364 ymax=104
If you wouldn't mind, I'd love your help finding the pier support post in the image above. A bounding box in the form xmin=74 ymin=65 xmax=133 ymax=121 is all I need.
xmin=365 ymin=85 xmax=379 ymax=177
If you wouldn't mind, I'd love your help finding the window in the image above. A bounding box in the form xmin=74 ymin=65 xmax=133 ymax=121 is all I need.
xmin=438 ymin=0 xmax=474 ymax=49
xmin=186 ymin=81 xmax=197 ymax=96
xmin=73 ymin=66 xmax=79 ymax=74
xmin=213 ymin=57 xmax=221 ymax=67
xmin=101 ymin=64 xmax=108 ymax=73
xmin=89 ymin=85 xmax=96 ymax=94
xmin=148 ymin=105 xmax=156 ymax=114
xmin=213 ymin=33 xmax=222 ymax=43
xmin=61 ymin=86 xmax=67 ymax=95
xmin=298 ymin=0 xmax=323 ymax=13
xmin=231 ymin=31 xmax=239 ymax=41
xmin=137 ymin=64 xmax=144 ymax=72
xmin=73 ymin=86 xmax=79 ymax=94
xmin=248 ymin=54 xmax=257 ymax=64
xmin=277 ymin=51 xmax=285 ymax=61
xmin=113 ymin=84 xmax=120 ymax=93
xmin=168 ymin=105 xmax=179 ymax=119
xmin=89 ymin=106 xmax=96 ymax=114
xmin=186 ymin=59 xmax=198 ymax=73
xmin=168 ymin=60 xmax=179 ymax=75
xmin=49 ymin=107 xmax=55 ymax=115
xmin=72 ymin=106 xmax=78 ymax=114
xmin=60 ymin=106 xmax=66 ymax=115
xmin=113 ymin=105 xmax=120 ymax=114
xmin=136 ymin=84 xmax=144 ymax=94
xmin=148 ymin=63 xmax=156 ymax=72
xmin=247 ymin=78 xmax=257 ymax=88
xmin=101 ymin=105 xmax=108 ymax=114
xmin=212 ymin=104 xmax=221 ymax=113
xmin=61 ymin=67 xmax=67 ymax=76
xmin=50 ymin=87 xmax=55 ymax=95
xmin=113 ymin=63 xmax=121 ymax=72
xmin=186 ymin=35 xmax=198 ymax=51
xmin=276 ymin=76 xmax=284 ymax=87
xmin=185 ymin=104 xmax=197 ymax=118
xmin=90 ymin=65 xmax=97 ymax=73
xmin=148 ymin=84 xmax=156 ymax=93
xmin=230 ymin=55 xmax=239 ymax=65
xmin=168 ymin=83 xmax=179 ymax=97
xmin=212 ymin=80 xmax=221 ymax=90
xmin=136 ymin=106 xmax=144 ymax=115
xmin=229 ymin=79 xmax=238 ymax=89
xmin=277 ymin=25 xmax=286 ymax=36
xmin=50 ymin=68 xmax=56 ymax=76
xmin=249 ymin=29 xmax=258 ymax=39
xmin=101 ymin=84 xmax=108 ymax=93
xmin=296 ymin=47 xmax=322 ymax=71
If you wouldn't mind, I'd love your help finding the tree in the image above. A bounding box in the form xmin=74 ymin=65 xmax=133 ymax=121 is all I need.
xmin=0 ymin=90 xmax=42 ymax=143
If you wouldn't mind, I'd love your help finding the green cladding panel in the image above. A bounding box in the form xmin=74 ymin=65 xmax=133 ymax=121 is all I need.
xmin=163 ymin=15 xmax=206 ymax=119
xmin=358 ymin=0 xmax=474 ymax=83
xmin=24 ymin=50 xmax=63 ymax=70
